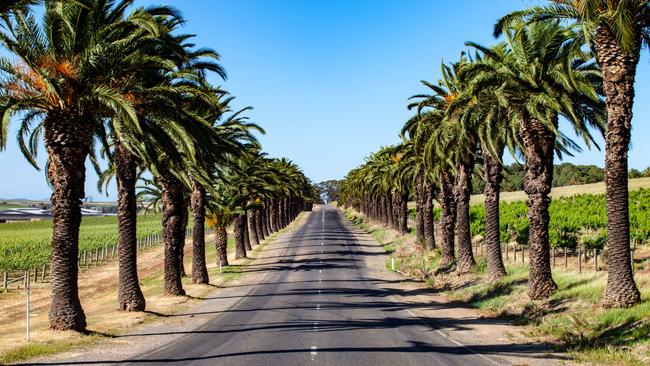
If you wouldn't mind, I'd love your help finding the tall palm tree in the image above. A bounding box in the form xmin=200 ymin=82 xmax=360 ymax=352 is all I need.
xmin=429 ymin=55 xmax=479 ymax=273
xmin=468 ymin=20 xmax=605 ymax=299
xmin=409 ymin=80 xmax=461 ymax=269
xmin=455 ymin=46 xmax=518 ymax=281
xmin=497 ymin=0 xmax=649 ymax=308
xmin=0 ymin=0 xmax=163 ymax=331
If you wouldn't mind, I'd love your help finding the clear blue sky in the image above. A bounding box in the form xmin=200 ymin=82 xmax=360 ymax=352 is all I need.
xmin=1 ymin=0 xmax=648 ymax=201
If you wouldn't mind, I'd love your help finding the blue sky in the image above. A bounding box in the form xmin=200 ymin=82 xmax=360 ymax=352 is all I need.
xmin=1 ymin=0 xmax=649 ymax=201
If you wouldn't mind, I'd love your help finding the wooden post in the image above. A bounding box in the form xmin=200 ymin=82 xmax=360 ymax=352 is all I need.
xmin=25 ymin=270 xmax=30 ymax=341
xmin=505 ymin=242 xmax=509 ymax=261
xmin=594 ymin=249 xmax=598 ymax=271
xmin=521 ymin=245 xmax=525 ymax=264
xmin=552 ymin=247 xmax=556 ymax=268
xmin=564 ymin=248 xmax=568 ymax=269
xmin=41 ymin=264 xmax=46 ymax=282
xmin=3 ymin=272 xmax=7 ymax=291
xmin=578 ymin=246 xmax=582 ymax=273
xmin=513 ymin=245 xmax=517 ymax=262
xmin=33 ymin=268 xmax=37 ymax=283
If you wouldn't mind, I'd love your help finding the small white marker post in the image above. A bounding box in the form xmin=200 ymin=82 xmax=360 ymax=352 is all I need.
xmin=391 ymin=257 xmax=395 ymax=271
xmin=25 ymin=270 xmax=30 ymax=341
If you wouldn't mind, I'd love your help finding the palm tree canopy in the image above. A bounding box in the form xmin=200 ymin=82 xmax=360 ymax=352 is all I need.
xmin=495 ymin=0 xmax=649 ymax=55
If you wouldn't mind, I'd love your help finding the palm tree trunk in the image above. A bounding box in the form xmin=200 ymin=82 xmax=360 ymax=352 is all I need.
xmin=44 ymin=113 xmax=92 ymax=331
xmin=248 ymin=209 xmax=259 ymax=246
xmin=596 ymin=27 xmax=642 ymax=308
xmin=415 ymin=170 xmax=426 ymax=245
xmin=270 ymin=199 xmax=279 ymax=232
xmin=178 ymin=198 xmax=189 ymax=277
xmin=385 ymin=192 xmax=394 ymax=229
xmin=157 ymin=167 xmax=186 ymax=296
xmin=190 ymin=178 xmax=208 ymax=285
xmin=423 ymin=177 xmax=436 ymax=250
xmin=393 ymin=191 xmax=408 ymax=234
xmin=482 ymin=142 xmax=506 ymax=282
xmin=255 ymin=209 xmax=265 ymax=242
xmin=262 ymin=207 xmax=270 ymax=237
xmin=439 ymin=170 xmax=456 ymax=268
xmin=520 ymin=115 xmax=557 ymax=299
xmin=215 ymin=225 xmax=229 ymax=267
xmin=455 ymin=158 xmax=477 ymax=273
xmin=234 ymin=214 xmax=247 ymax=259
xmin=115 ymin=139 xmax=145 ymax=311
xmin=243 ymin=212 xmax=252 ymax=251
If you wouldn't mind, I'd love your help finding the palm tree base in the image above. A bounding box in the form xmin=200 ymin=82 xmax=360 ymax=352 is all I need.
xmin=602 ymin=284 xmax=641 ymax=308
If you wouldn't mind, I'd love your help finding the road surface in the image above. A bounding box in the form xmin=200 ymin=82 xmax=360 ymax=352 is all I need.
xmin=121 ymin=206 xmax=520 ymax=365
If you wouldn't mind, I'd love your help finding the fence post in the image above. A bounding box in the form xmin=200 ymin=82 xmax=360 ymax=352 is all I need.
xmin=552 ymin=248 xmax=556 ymax=268
xmin=594 ymin=249 xmax=598 ymax=271
xmin=391 ymin=257 xmax=395 ymax=271
xmin=564 ymin=248 xmax=568 ymax=269
xmin=25 ymin=270 xmax=30 ymax=341
xmin=3 ymin=272 xmax=7 ymax=291
xmin=513 ymin=245 xmax=517 ymax=262
xmin=33 ymin=267 xmax=37 ymax=283
xmin=505 ymin=242 xmax=509 ymax=261
xmin=578 ymin=246 xmax=582 ymax=273
xmin=41 ymin=264 xmax=46 ymax=282
xmin=521 ymin=245 xmax=525 ymax=264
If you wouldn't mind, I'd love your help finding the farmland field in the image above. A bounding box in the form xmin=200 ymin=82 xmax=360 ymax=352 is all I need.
xmin=0 ymin=214 xmax=163 ymax=271
xmin=409 ymin=187 xmax=650 ymax=249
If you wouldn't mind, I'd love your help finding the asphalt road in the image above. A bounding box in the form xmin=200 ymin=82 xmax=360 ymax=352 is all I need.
xmin=118 ymin=205 xmax=511 ymax=366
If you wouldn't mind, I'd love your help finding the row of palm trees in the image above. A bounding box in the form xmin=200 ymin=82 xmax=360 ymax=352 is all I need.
xmin=0 ymin=0 xmax=318 ymax=332
xmin=339 ymin=0 xmax=648 ymax=308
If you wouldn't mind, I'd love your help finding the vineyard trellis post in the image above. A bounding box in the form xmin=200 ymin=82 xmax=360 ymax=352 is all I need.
xmin=25 ymin=270 xmax=30 ymax=342
xmin=552 ymin=247 xmax=556 ymax=268
xmin=578 ymin=246 xmax=582 ymax=273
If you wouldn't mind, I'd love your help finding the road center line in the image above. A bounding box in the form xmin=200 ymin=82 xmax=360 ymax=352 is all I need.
xmin=311 ymin=345 xmax=317 ymax=359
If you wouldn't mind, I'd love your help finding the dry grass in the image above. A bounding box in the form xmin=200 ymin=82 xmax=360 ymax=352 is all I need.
xmin=470 ymin=177 xmax=650 ymax=206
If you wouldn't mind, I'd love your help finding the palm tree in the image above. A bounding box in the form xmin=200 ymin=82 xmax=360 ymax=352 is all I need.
xmin=497 ymin=0 xmax=649 ymax=308
xmin=450 ymin=45 xmax=519 ymax=281
xmin=468 ymin=20 xmax=605 ymax=299
xmin=431 ymin=55 xmax=479 ymax=273
xmin=0 ymin=0 xmax=164 ymax=331
xmin=409 ymin=80 xmax=461 ymax=270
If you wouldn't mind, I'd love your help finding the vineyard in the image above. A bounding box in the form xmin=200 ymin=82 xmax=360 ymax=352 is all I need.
xmin=0 ymin=214 xmax=163 ymax=271
xmin=411 ymin=188 xmax=650 ymax=249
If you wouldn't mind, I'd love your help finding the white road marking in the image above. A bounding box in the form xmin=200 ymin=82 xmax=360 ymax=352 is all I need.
xmin=321 ymin=242 xmax=324 ymax=246
xmin=318 ymin=289 xmax=321 ymax=294
xmin=316 ymin=304 xmax=320 ymax=310
xmin=311 ymin=345 xmax=317 ymax=359
xmin=320 ymin=249 xmax=324 ymax=254
xmin=319 ymin=269 xmax=322 ymax=273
